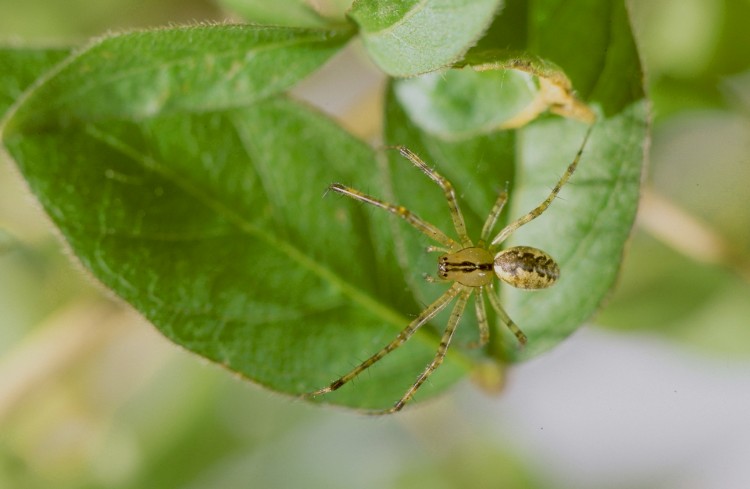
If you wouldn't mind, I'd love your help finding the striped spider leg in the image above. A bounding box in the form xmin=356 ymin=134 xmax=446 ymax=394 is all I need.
xmin=307 ymin=126 xmax=593 ymax=414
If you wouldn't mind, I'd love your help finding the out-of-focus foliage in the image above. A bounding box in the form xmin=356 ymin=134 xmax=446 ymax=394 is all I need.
xmin=597 ymin=0 xmax=750 ymax=356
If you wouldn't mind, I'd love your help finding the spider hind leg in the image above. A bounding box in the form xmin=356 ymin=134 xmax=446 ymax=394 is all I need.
xmin=303 ymin=283 xmax=464 ymax=408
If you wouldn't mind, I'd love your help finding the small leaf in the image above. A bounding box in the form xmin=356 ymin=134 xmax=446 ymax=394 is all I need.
xmin=393 ymin=50 xmax=596 ymax=141
xmin=348 ymin=0 xmax=501 ymax=76
xmin=393 ymin=67 xmax=538 ymax=140
xmin=457 ymin=49 xmax=597 ymax=123
xmin=1 ymin=24 xmax=353 ymax=133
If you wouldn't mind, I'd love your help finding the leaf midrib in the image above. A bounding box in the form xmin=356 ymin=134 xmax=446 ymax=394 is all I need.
xmin=84 ymin=123 xmax=475 ymax=371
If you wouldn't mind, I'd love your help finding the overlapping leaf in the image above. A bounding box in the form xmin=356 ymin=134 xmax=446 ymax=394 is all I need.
xmin=3 ymin=24 xmax=354 ymax=132
xmin=349 ymin=0 xmax=501 ymax=76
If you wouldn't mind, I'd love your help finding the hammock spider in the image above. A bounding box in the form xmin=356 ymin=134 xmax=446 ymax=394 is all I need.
xmin=307 ymin=125 xmax=593 ymax=414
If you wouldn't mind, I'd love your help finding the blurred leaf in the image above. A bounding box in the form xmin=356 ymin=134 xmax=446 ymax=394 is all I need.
xmin=0 ymin=0 xmax=224 ymax=41
xmin=0 ymin=228 xmax=14 ymax=253
xmin=348 ymin=0 xmax=501 ymax=76
xmin=598 ymin=232 xmax=750 ymax=357
xmin=218 ymin=0 xmax=333 ymax=27
xmin=598 ymin=102 xmax=750 ymax=356
xmin=705 ymin=0 xmax=750 ymax=76
xmin=393 ymin=442 xmax=541 ymax=489
xmin=597 ymin=232 xmax=729 ymax=330
xmin=1 ymin=24 xmax=354 ymax=133
xmin=650 ymin=112 xmax=750 ymax=251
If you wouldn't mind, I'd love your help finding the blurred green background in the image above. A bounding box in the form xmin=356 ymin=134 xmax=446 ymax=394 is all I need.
xmin=1 ymin=1 xmax=749 ymax=488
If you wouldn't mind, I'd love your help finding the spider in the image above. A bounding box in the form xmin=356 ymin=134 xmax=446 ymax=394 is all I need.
xmin=307 ymin=124 xmax=594 ymax=414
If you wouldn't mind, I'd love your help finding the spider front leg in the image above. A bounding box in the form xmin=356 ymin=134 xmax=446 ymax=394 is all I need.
xmin=477 ymin=186 xmax=509 ymax=248
xmin=491 ymin=124 xmax=594 ymax=247
xmin=391 ymin=146 xmax=473 ymax=248
xmin=304 ymin=283 xmax=463 ymax=404
xmin=328 ymin=183 xmax=457 ymax=250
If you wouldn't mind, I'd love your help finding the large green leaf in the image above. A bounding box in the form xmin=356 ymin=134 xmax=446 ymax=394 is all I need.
xmin=0 ymin=26 xmax=465 ymax=411
xmin=348 ymin=0 xmax=501 ymax=76
xmin=2 ymin=96 xmax=469 ymax=410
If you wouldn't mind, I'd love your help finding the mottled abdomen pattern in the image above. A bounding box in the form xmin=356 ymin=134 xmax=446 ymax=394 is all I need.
xmin=493 ymin=245 xmax=560 ymax=289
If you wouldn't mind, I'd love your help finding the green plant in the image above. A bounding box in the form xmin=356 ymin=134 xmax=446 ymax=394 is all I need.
xmin=0 ymin=0 xmax=646 ymax=412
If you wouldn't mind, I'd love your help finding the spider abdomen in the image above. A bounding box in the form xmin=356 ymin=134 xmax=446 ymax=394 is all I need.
xmin=493 ymin=246 xmax=559 ymax=289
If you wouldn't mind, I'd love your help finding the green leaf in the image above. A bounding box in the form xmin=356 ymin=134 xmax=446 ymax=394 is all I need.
xmin=218 ymin=0 xmax=333 ymax=28
xmin=393 ymin=67 xmax=538 ymax=140
xmin=1 ymin=24 xmax=353 ymax=134
xmin=2 ymin=93 xmax=467 ymax=410
xmin=505 ymin=106 xmax=646 ymax=359
xmin=348 ymin=0 xmax=501 ymax=76
xmin=0 ymin=47 xmax=70 ymax=117
xmin=394 ymin=50 xmax=597 ymax=141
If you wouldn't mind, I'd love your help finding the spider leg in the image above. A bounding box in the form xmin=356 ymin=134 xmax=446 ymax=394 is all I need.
xmin=486 ymin=283 xmax=528 ymax=345
xmin=372 ymin=286 xmax=472 ymax=415
xmin=426 ymin=245 xmax=450 ymax=253
xmin=490 ymin=124 xmax=594 ymax=247
xmin=467 ymin=287 xmax=490 ymax=349
xmin=391 ymin=146 xmax=473 ymax=248
xmin=305 ymin=283 xmax=463 ymax=399
xmin=478 ymin=186 xmax=508 ymax=247
xmin=328 ymin=183 xmax=458 ymax=249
